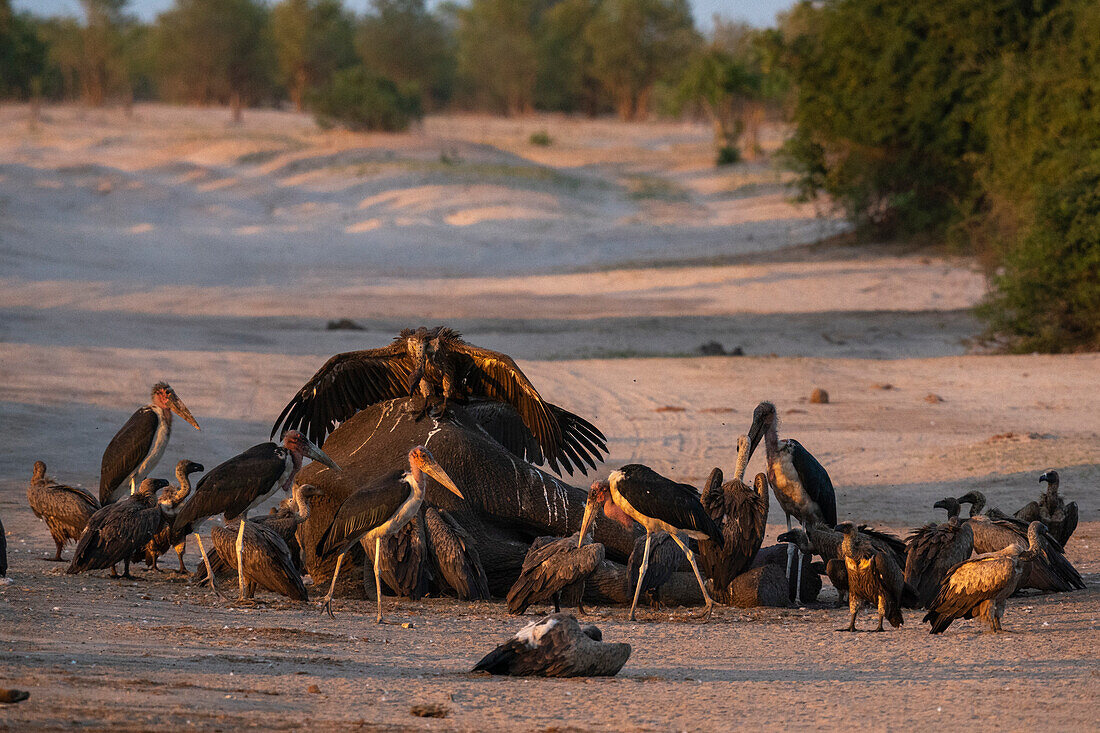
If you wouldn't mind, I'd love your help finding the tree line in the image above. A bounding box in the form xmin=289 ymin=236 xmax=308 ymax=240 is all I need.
xmin=0 ymin=0 xmax=782 ymax=141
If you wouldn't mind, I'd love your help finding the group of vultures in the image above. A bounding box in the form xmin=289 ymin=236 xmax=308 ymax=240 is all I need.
xmin=21 ymin=326 xmax=1086 ymax=676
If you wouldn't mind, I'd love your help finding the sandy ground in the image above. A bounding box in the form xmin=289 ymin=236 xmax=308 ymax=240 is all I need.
xmin=0 ymin=104 xmax=1096 ymax=730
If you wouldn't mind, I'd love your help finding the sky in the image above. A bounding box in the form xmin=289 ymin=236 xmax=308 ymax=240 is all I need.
xmin=13 ymin=0 xmax=796 ymax=30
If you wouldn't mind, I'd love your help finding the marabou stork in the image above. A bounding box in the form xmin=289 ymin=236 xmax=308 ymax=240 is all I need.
xmin=315 ymin=446 xmax=464 ymax=622
xmin=67 ymin=478 xmax=174 ymax=578
xmin=211 ymin=495 xmax=320 ymax=603
xmin=1015 ymin=470 xmax=1078 ymax=547
xmin=100 ymin=383 xmax=200 ymax=505
xmin=745 ymin=401 xmax=837 ymax=605
xmin=473 ymin=613 xmax=631 ymax=678
xmin=580 ymin=467 xmax=722 ymax=621
xmin=834 ymin=522 xmax=915 ymax=631
xmin=924 ymin=522 xmax=1044 ymax=634
xmin=270 ymin=326 xmax=607 ymax=476
xmin=137 ymin=459 xmax=204 ymax=572
xmin=171 ymin=430 xmax=338 ymax=600
xmin=904 ymin=497 xmax=974 ymax=608
xmin=957 ymin=491 xmax=1083 ymax=593
xmin=27 ymin=461 xmax=100 ymax=561
xmin=507 ymin=532 xmax=605 ymax=615
xmin=699 ymin=434 xmax=770 ymax=598
xmin=423 ymin=506 xmax=490 ymax=600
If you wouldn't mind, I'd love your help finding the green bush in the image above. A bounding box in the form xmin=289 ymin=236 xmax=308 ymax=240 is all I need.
xmin=528 ymin=130 xmax=552 ymax=146
xmin=715 ymin=144 xmax=739 ymax=166
xmin=309 ymin=66 xmax=422 ymax=132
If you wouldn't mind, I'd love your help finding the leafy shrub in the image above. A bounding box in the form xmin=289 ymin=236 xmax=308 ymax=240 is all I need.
xmin=715 ymin=145 xmax=739 ymax=166
xmin=309 ymin=66 xmax=422 ymax=132
xmin=528 ymin=130 xmax=552 ymax=146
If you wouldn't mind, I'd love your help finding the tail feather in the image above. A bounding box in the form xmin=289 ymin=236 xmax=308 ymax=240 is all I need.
xmin=473 ymin=641 xmax=521 ymax=674
xmin=923 ymin=609 xmax=952 ymax=634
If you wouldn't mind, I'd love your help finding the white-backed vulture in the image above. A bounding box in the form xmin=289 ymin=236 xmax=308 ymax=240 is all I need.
xmin=835 ymin=522 xmax=916 ymax=631
xmin=473 ymin=613 xmax=630 ymax=677
xmin=904 ymin=497 xmax=975 ymax=608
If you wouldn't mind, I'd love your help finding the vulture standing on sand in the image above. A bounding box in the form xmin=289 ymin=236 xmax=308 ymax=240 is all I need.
xmin=423 ymin=506 xmax=490 ymax=600
xmin=473 ymin=613 xmax=631 ymax=678
xmin=904 ymin=497 xmax=975 ymax=608
xmin=316 ymin=446 xmax=464 ymax=622
xmin=270 ymin=326 xmax=608 ymax=476
xmin=171 ymin=430 xmax=339 ymax=599
xmin=137 ymin=459 xmax=204 ymax=572
xmin=67 ymin=478 xmax=174 ymax=578
xmin=581 ymin=468 xmax=722 ymax=621
xmin=924 ymin=521 xmax=1044 ymax=634
xmin=27 ymin=461 xmax=100 ymax=561
xmin=778 ymin=523 xmax=907 ymax=605
xmin=100 ymin=383 xmax=200 ymax=504
xmin=957 ymin=491 xmax=1083 ymax=593
xmin=834 ymin=522 xmax=915 ymax=631
xmin=626 ymin=531 xmax=681 ymax=609
xmin=507 ymin=531 xmax=605 ymax=615
xmin=1015 ymin=470 xmax=1078 ymax=547
xmin=210 ymin=487 xmax=320 ymax=603
xmin=698 ymin=435 xmax=770 ymax=598
xmin=744 ymin=402 xmax=837 ymax=604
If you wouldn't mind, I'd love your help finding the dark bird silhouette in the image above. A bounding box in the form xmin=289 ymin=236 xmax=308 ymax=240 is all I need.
xmin=316 ymin=446 xmax=464 ymax=622
xmin=171 ymin=430 xmax=338 ymax=599
xmin=211 ymin=519 xmax=307 ymax=602
xmin=1015 ymin=470 xmax=1078 ymax=547
xmin=67 ymin=478 xmax=174 ymax=577
xmin=924 ymin=522 xmax=1043 ymax=634
xmin=27 ymin=461 xmax=99 ymax=561
xmin=370 ymin=506 xmax=432 ymax=600
xmin=698 ymin=434 xmax=770 ymax=599
xmin=958 ymin=491 xmax=1083 ymax=593
xmin=507 ymin=532 xmax=605 ymax=615
xmin=270 ymin=326 xmax=607 ymax=476
xmin=904 ymin=497 xmax=975 ymax=608
xmin=137 ymin=459 xmax=203 ymax=572
xmin=0 ymin=515 xmax=6 ymax=578
xmin=100 ymin=383 xmax=200 ymax=504
xmin=626 ymin=531 xmax=681 ymax=609
xmin=745 ymin=402 xmax=836 ymax=604
xmin=834 ymin=522 xmax=915 ymax=631
xmin=423 ymin=506 xmax=490 ymax=600
xmin=580 ymin=467 xmax=722 ymax=621
xmin=473 ymin=614 xmax=631 ymax=677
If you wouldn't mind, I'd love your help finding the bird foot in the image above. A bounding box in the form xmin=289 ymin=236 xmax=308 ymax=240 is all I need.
xmin=120 ymin=573 xmax=143 ymax=581
xmin=43 ymin=556 xmax=66 ymax=562
xmin=232 ymin=598 xmax=262 ymax=608
xmin=319 ymin=599 xmax=336 ymax=619
xmin=872 ymin=627 xmax=885 ymax=633
xmin=836 ymin=627 xmax=857 ymax=632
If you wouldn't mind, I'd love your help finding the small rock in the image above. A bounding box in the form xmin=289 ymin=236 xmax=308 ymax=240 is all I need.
xmin=410 ymin=703 xmax=449 ymax=718
xmin=698 ymin=340 xmax=726 ymax=356
xmin=0 ymin=689 xmax=29 ymax=704
xmin=326 ymin=318 xmax=364 ymax=331
xmin=809 ymin=388 xmax=829 ymax=404
xmin=307 ymin=684 xmax=321 ymax=694
xmin=872 ymin=383 xmax=894 ymax=390
xmin=401 ymin=622 xmax=414 ymax=629
xmin=924 ymin=393 xmax=944 ymax=403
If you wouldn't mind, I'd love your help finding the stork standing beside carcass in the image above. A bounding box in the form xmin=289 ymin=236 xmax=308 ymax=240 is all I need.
xmin=580 ymin=468 xmax=722 ymax=621
xmin=745 ymin=401 xmax=837 ymax=604
xmin=171 ymin=430 xmax=338 ymax=600
xmin=315 ymin=446 xmax=464 ymax=622
xmin=100 ymin=383 xmax=200 ymax=504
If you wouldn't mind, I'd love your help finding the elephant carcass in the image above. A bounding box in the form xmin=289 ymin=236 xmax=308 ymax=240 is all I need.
xmin=295 ymin=398 xmax=634 ymax=597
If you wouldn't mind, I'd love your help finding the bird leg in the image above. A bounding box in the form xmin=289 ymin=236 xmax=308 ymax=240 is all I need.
xmin=374 ymin=537 xmax=385 ymax=624
xmin=785 ymin=515 xmax=795 ymax=601
xmin=121 ymin=558 xmax=136 ymax=579
xmin=193 ymin=533 xmax=226 ymax=598
xmin=174 ymin=541 xmax=187 ymax=574
xmin=629 ymin=533 xmax=652 ymax=621
xmin=669 ymin=533 xmax=715 ymax=622
xmin=47 ymin=538 xmax=64 ymax=561
xmin=110 ymin=564 xmax=120 ymax=578
xmin=320 ymin=552 xmax=345 ymax=618
xmin=794 ymin=520 xmax=805 ymax=606
xmin=553 ymin=592 xmax=562 ymax=614
xmin=235 ymin=519 xmax=248 ymax=601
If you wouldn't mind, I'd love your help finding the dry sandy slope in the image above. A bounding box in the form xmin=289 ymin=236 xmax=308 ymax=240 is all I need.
xmin=0 ymin=105 xmax=1097 ymax=730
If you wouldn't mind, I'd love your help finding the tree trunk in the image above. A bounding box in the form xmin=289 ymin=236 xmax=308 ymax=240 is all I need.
xmin=231 ymin=91 xmax=243 ymax=124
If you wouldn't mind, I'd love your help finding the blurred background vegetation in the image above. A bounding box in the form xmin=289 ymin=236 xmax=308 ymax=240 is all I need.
xmin=0 ymin=0 xmax=1096 ymax=352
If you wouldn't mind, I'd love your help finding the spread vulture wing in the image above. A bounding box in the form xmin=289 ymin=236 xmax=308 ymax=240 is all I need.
xmin=463 ymin=400 xmax=608 ymax=476
xmin=100 ymin=407 xmax=159 ymax=504
xmin=270 ymin=342 xmax=415 ymax=445
xmin=449 ymin=342 xmax=566 ymax=468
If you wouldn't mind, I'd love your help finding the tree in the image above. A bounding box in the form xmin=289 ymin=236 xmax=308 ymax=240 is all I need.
xmin=358 ymin=0 xmax=455 ymax=110
xmin=308 ymin=65 xmax=421 ymax=131
xmin=78 ymin=0 xmax=127 ymax=106
xmin=584 ymin=0 xmax=697 ymax=120
xmin=271 ymin=0 xmax=356 ymax=111
xmin=456 ymin=0 xmax=539 ymax=114
xmin=535 ymin=0 xmax=602 ymax=113
xmin=0 ymin=0 xmax=47 ymax=99
xmin=678 ymin=47 xmax=761 ymax=162
xmin=155 ymin=0 xmax=273 ymax=121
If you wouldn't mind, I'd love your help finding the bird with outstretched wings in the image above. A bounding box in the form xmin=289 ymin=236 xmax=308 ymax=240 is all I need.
xmin=271 ymin=327 xmax=608 ymax=476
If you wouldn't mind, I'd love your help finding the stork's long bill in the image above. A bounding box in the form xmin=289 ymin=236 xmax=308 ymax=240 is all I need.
xmin=410 ymin=447 xmax=464 ymax=499
xmin=302 ymin=441 xmax=340 ymax=472
xmin=168 ymin=393 xmax=201 ymax=431
xmin=578 ymin=480 xmax=613 ymax=547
